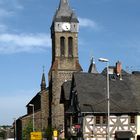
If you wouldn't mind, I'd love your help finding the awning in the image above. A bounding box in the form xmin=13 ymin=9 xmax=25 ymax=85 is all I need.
xmin=115 ymin=131 xmax=134 ymax=139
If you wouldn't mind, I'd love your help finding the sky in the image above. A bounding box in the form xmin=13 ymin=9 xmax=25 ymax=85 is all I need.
xmin=0 ymin=0 xmax=140 ymax=125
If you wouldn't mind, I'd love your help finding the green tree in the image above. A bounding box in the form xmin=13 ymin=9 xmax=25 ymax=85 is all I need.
xmin=0 ymin=130 xmax=6 ymax=139
xmin=44 ymin=125 xmax=53 ymax=140
xmin=22 ymin=120 xmax=33 ymax=140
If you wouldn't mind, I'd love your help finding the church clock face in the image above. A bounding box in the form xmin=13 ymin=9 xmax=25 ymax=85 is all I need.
xmin=62 ymin=22 xmax=71 ymax=31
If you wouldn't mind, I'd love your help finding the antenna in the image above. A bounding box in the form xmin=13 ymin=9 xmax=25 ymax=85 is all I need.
xmin=89 ymin=49 xmax=95 ymax=64
xmin=43 ymin=65 xmax=45 ymax=73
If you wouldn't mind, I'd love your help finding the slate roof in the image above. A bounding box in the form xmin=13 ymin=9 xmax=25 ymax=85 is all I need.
xmin=88 ymin=57 xmax=98 ymax=74
xmin=26 ymin=87 xmax=49 ymax=107
xmin=67 ymin=71 xmax=140 ymax=114
xmin=53 ymin=0 xmax=78 ymax=23
xmin=26 ymin=91 xmax=41 ymax=107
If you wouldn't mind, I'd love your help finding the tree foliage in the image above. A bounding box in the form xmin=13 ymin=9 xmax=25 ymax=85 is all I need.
xmin=43 ymin=125 xmax=53 ymax=140
xmin=0 ymin=130 xmax=6 ymax=139
xmin=22 ymin=120 xmax=33 ymax=140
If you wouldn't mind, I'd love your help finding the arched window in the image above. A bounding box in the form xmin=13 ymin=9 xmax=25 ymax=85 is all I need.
xmin=68 ymin=37 xmax=73 ymax=56
xmin=60 ymin=37 xmax=65 ymax=56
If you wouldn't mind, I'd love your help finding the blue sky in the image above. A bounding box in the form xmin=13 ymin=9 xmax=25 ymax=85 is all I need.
xmin=0 ymin=0 xmax=140 ymax=125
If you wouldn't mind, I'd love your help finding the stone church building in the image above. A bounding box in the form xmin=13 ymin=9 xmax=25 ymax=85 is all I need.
xmin=16 ymin=0 xmax=82 ymax=139
xmin=16 ymin=0 xmax=140 ymax=140
xmin=48 ymin=0 xmax=82 ymax=129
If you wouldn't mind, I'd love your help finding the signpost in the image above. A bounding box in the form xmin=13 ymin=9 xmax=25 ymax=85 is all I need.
xmin=30 ymin=132 xmax=42 ymax=140
xmin=53 ymin=130 xmax=58 ymax=140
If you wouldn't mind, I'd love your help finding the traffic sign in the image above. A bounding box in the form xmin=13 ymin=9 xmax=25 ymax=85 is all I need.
xmin=53 ymin=130 xmax=58 ymax=137
xmin=30 ymin=132 xmax=42 ymax=140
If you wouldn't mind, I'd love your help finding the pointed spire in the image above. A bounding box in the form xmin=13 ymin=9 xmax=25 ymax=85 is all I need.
xmin=59 ymin=0 xmax=70 ymax=10
xmin=88 ymin=57 xmax=98 ymax=73
xmin=41 ymin=66 xmax=46 ymax=91
xmin=53 ymin=0 xmax=78 ymax=23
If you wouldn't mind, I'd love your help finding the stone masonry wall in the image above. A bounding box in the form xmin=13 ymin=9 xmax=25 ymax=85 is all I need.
xmin=41 ymin=89 xmax=49 ymax=130
xmin=51 ymin=70 xmax=74 ymax=130
xmin=22 ymin=111 xmax=42 ymax=131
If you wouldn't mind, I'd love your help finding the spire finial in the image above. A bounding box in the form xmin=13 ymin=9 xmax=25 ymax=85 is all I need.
xmin=90 ymin=57 xmax=94 ymax=64
xmin=59 ymin=0 xmax=69 ymax=10
xmin=43 ymin=65 xmax=45 ymax=73
xmin=41 ymin=66 xmax=46 ymax=91
xmin=88 ymin=55 xmax=98 ymax=73
xmin=91 ymin=56 xmax=96 ymax=64
xmin=52 ymin=0 xmax=78 ymax=23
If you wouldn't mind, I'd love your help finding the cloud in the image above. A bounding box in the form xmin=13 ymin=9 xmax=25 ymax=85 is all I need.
xmin=0 ymin=0 xmax=23 ymax=10
xmin=0 ymin=33 xmax=51 ymax=54
xmin=0 ymin=24 xmax=8 ymax=32
xmin=0 ymin=0 xmax=23 ymax=20
xmin=0 ymin=9 xmax=14 ymax=18
xmin=79 ymin=17 xmax=99 ymax=30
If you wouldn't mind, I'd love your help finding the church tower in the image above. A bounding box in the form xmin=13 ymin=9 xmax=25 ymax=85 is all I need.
xmin=49 ymin=0 xmax=82 ymax=129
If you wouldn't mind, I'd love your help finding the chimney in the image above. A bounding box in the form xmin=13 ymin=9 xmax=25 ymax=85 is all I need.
xmin=116 ymin=61 xmax=122 ymax=80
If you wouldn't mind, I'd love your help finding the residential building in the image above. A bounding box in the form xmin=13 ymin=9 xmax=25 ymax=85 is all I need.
xmin=61 ymin=61 xmax=140 ymax=140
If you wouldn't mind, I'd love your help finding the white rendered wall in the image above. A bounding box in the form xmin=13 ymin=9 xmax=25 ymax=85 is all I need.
xmin=137 ymin=115 xmax=140 ymax=135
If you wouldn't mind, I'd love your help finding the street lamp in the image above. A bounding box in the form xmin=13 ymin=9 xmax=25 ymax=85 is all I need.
xmin=98 ymin=58 xmax=110 ymax=140
xmin=29 ymin=104 xmax=35 ymax=132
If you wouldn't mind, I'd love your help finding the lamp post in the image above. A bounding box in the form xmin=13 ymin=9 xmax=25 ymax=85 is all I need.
xmin=99 ymin=58 xmax=110 ymax=140
xmin=29 ymin=104 xmax=35 ymax=132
